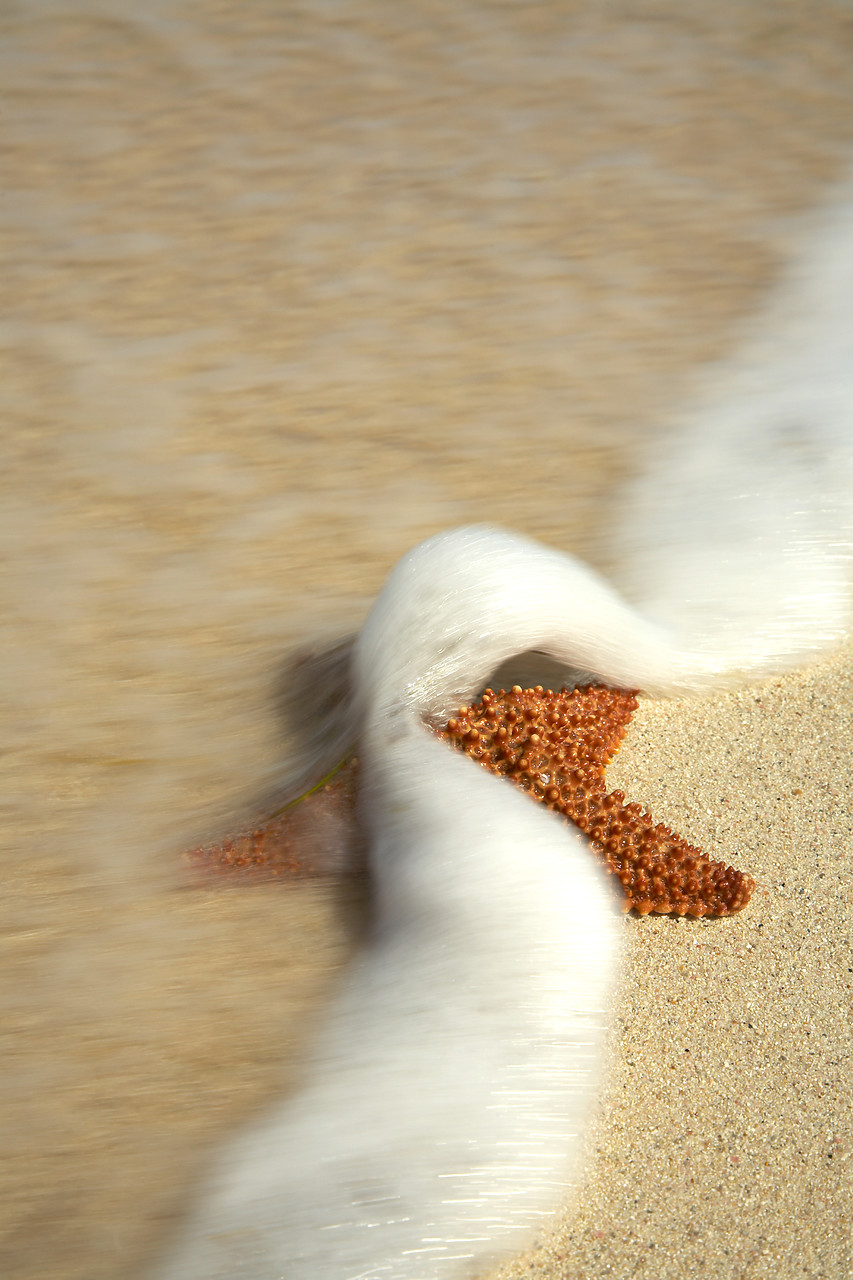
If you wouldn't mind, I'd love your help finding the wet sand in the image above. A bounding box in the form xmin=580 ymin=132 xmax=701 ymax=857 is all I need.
xmin=1 ymin=4 xmax=852 ymax=1277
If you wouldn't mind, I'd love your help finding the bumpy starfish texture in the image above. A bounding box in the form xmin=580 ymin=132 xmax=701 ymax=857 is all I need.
xmin=184 ymin=758 xmax=361 ymax=880
xmin=440 ymin=685 xmax=754 ymax=917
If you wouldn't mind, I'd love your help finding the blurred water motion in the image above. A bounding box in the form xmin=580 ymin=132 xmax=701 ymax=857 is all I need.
xmin=2 ymin=3 xmax=853 ymax=1277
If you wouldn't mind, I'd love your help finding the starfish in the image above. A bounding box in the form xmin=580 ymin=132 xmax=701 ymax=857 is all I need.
xmin=184 ymin=682 xmax=753 ymax=917
xmin=441 ymin=683 xmax=754 ymax=917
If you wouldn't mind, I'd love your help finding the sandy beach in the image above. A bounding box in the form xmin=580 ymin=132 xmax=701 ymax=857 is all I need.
xmin=1 ymin=3 xmax=852 ymax=1277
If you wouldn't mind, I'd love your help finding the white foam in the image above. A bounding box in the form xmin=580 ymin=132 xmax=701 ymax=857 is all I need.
xmin=611 ymin=180 xmax=853 ymax=672
xmin=155 ymin=179 xmax=853 ymax=1280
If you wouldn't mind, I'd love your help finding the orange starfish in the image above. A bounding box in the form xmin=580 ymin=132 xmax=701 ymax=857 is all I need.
xmin=441 ymin=684 xmax=754 ymax=917
xmin=185 ymin=683 xmax=753 ymax=917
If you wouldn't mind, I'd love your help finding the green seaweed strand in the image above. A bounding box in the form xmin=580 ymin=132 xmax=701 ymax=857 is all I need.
xmin=268 ymin=757 xmax=351 ymax=819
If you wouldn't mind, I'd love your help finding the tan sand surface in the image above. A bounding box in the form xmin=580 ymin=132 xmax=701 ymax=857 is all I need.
xmin=1 ymin=3 xmax=851 ymax=1277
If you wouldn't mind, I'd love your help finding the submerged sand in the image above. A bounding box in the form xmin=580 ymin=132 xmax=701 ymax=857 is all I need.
xmin=1 ymin=3 xmax=852 ymax=1277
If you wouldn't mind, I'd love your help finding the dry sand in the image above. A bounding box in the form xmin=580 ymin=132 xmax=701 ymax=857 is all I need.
xmin=1 ymin=3 xmax=851 ymax=1277
xmin=501 ymin=654 xmax=853 ymax=1279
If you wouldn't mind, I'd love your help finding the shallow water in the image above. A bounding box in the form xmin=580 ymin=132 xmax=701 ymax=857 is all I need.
xmin=2 ymin=3 xmax=853 ymax=1277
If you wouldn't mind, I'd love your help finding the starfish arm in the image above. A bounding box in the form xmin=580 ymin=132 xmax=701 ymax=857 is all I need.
xmin=443 ymin=685 xmax=754 ymax=918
